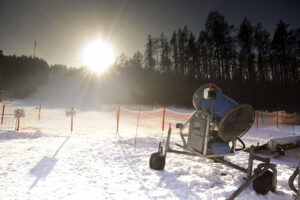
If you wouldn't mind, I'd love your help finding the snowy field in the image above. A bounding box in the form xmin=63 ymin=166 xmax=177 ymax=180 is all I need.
xmin=1 ymin=103 xmax=300 ymax=200
xmin=1 ymin=75 xmax=300 ymax=200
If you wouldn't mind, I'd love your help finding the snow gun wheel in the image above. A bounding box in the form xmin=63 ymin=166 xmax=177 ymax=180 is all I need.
xmin=252 ymin=170 xmax=274 ymax=195
xmin=149 ymin=152 xmax=165 ymax=170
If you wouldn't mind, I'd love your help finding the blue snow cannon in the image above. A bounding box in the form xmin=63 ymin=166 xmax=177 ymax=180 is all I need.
xmin=150 ymin=83 xmax=276 ymax=199
xmin=190 ymin=83 xmax=254 ymax=154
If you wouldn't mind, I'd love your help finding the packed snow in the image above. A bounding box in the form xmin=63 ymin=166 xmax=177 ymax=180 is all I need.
xmin=1 ymin=103 xmax=299 ymax=200
xmin=1 ymin=75 xmax=300 ymax=200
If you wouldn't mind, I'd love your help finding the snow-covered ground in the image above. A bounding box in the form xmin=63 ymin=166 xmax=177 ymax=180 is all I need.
xmin=1 ymin=103 xmax=299 ymax=200
xmin=1 ymin=75 xmax=300 ymax=200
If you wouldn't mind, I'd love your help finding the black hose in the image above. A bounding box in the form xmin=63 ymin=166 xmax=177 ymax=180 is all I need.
xmin=235 ymin=137 xmax=246 ymax=151
xmin=289 ymin=167 xmax=299 ymax=194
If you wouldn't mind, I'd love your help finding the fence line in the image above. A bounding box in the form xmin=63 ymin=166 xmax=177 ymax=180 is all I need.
xmin=0 ymin=103 xmax=297 ymax=134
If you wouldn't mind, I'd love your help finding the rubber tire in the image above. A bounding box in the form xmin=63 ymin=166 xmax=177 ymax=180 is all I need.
xmin=252 ymin=170 xmax=274 ymax=195
xmin=149 ymin=152 xmax=165 ymax=170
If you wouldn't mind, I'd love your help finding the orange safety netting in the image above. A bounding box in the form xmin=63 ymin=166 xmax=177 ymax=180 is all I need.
xmin=0 ymin=103 xmax=297 ymax=134
xmin=117 ymin=106 xmax=193 ymax=134
xmin=118 ymin=107 xmax=164 ymax=134
xmin=118 ymin=107 xmax=297 ymax=133
xmin=254 ymin=111 xmax=297 ymax=128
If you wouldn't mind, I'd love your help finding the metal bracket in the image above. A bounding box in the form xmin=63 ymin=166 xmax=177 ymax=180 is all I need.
xmin=289 ymin=153 xmax=300 ymax=200
xmin=226 ymin=146 xmax=277 ymax=200
xmin=162 ymin=128 xmax=277 ymax=200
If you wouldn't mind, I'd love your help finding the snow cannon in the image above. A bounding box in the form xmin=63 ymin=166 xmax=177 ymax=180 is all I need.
xmin=188 ymin=83 xmax=254 ymax=156
xmin=150 ymin=83 xmax=278 ymax=199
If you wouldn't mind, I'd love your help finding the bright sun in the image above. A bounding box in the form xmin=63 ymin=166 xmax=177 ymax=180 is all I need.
xmin=82 ymin=38 xmax=115 ymax=74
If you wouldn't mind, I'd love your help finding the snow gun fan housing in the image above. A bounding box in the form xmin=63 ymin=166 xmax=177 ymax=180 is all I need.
xmin=189 ymin=83 xmax=255 ymax=156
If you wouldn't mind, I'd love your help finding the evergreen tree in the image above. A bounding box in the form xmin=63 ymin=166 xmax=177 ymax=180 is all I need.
xmin=237 ymin=17 xmax=255 ymax=81
xmin=144 ymin=35 xmax=156 ymax=72
xmin=198 ymin=31 xmax=209 ymax=79
xmin=170 ymin=31 xmax=179 ymax=76
xmin=253 ymin=23 xmax=271 ymax=81
xmin=129 ymin=51 xmax=143 ymax=70
xmin=187 ymin=32 xmax=199 ymax=79
xmin=177 ymin=26 xmax=189 ymax=76
xmin=159 ymin=33 xmax=172 ymax=74
xmin=114 ymin=53 xmax=128 ymax=70
xmin=271 ymin=21 xmax=294 ymax=83
xmin=205 ymin=11 xmax=234 ymax=80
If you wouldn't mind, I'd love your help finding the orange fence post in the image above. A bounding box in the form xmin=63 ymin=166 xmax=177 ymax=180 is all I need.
xmin=256 ymin=111 xmax=259 ymax=129
xmin=1 ymin=104 xmax=5 ymax=125
xmin=116 ymin=105 xmax=121 ymax=133
xmin=162 ymin=107 xmax=166 ymax=131
xmin=38 ymin=105 xmax=41 ymax=122
xmin=261 ymin=112 xmax=264 ymax=127
xmin=276 ymin=111 xmax=279 ymax=128
xmin=71 ymin=107 xmax=74 ymax=133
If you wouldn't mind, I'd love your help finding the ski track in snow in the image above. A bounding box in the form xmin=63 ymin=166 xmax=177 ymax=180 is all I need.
xmin=0 ymin=102 xmax=299 ymax=199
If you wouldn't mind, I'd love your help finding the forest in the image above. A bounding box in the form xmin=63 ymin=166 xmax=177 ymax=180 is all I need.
xmin=0 ymin=11 xmax=299 ymax=111
xmin=0 ymin=51 xmax=49 ymax=98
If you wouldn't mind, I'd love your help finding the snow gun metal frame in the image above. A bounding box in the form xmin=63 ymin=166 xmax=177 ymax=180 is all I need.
xmin=289 ymin=153 xmax=300 ymax=200
xmin=149 ymin=83 xmax=277 ymax=200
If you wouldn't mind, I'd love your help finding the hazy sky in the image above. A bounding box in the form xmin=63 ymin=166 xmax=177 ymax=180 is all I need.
xmin=0 ymin=0 xmax=299 ymax=67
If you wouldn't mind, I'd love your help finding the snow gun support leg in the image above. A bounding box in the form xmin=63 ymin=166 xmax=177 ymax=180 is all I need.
xmin=150 ymin=125 xmax=277 ymax=199
xmin=149 ymin=125 xmax=173 ymax=171
xmin=288 ymin=153 xmax=300 ymax=200
xmin=226 ymin=145 xmax=277 ymax=200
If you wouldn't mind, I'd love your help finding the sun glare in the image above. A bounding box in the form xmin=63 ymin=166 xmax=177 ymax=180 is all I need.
xmin=82 ymin=38 xmax=115 ymax=74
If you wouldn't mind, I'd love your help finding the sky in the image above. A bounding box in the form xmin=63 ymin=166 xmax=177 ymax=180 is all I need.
xmin=0 ymin=0 xmax=299 ymax=67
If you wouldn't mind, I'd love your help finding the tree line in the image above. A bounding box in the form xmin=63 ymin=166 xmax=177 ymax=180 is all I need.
xmin=0 ymin=53 xmax=88 ymax=99
xmin=0 ymin=51 xmax=49 ymax=98
xmin=124 ymin=11 xmax=299 ymax=84
xmin=112 ymin=11 xmax=300 ymax=111
xmin=0 ymin=11 xmax=299 ymax=111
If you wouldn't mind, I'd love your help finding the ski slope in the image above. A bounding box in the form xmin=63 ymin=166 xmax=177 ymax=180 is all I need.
xmin=1 ymin=74 xmax=300 ymax=200
xmin=0 ymin=104 xmax=299 ymax=200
